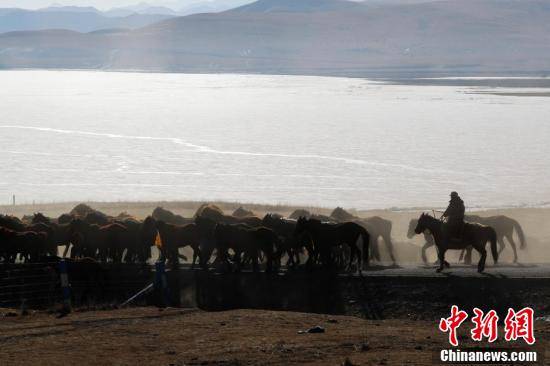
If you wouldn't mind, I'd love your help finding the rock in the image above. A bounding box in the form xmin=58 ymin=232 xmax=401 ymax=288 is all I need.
xmin=307 ymin=325 xmax=325 ymax=334
xmin=299 ymin=325 xmax=326 ymax=334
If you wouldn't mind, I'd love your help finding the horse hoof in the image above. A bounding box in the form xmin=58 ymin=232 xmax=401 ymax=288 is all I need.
xmin=436 ymin=268 xmax=443 ymax=273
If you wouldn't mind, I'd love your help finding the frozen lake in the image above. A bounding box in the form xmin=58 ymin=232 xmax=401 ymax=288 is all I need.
xmin=0 ymin=70 xmax=549 ymax=210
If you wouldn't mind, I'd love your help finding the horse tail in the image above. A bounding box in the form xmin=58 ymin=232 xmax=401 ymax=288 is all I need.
xmin=489 ymin=227 xmax=498 ymax=264
xmin=511 ymin=218 xmax=526 ymax=249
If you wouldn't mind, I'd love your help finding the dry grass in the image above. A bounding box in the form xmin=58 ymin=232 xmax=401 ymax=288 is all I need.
xmin=2 ymin=307 xmax=547 ymax=366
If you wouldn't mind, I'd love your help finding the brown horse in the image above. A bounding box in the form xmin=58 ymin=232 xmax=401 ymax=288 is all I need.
xmin=409 ymin=214 xmax=526 ymax=264
xmin=233 ymin=206 xmax=255 ymax=218
xmin=213 ymin=223 xmax=278 ymax=273
xmin=33 ymin=213 xmax=75 ymax=259
xmin=69 ymin=219 xmax=127 ymax=262
xmin=330 ymin=207 xmax=395 ymax=264
xmin=262 ymin=213 xmax=313 ymax=268
xmin=117 ymin=217 xmax=153 ymax=264
xmin=0 ymin=214 xmax=26 ymax=231
xmin=152 ymin=207 xmax=193 ymax=225
xmin=156 ymin=220 xmax=202 ymax=269
xmin=294 ymin=217 xmax=368 ymax=272
xmin=413 ymin=213 xmax=498 ymax=273
xmin=0 ymin=226 xmax=49 ymax=263
xmin=460 ymin=215 xmax=526 ymax=263
xmin=195 ymin=203 xmax=263 ymax=227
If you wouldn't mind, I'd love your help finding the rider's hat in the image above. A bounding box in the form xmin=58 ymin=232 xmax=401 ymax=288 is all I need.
xmin=450 ymin=191 xmax=458 ymax=198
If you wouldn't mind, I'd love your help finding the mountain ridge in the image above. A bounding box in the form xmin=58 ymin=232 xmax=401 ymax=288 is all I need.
xmin=1 ymin=0 xmax=550 ymax=77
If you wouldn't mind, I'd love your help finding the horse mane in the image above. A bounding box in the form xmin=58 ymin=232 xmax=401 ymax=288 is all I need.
xmin=289 ymin=209 xmax=311 ymax=220
xmin=32 ymin=212 xmax=55 ymax=224
xmin=0 ymin=214 xmax=25 ymax=231
xmin=330 ymin=207 xmax=356 ymax=222
xmin=152 ymin=207 xmax=189 ymax=225
xmin=194 ymin=203 xmax=225 ymax=220
xmin=232 ymin=206 xmax=255 ymax=218
xmin=115 ymin=211 xmax=137 ymax=221
xmin=58 ymin=213 xmax=73 ymax=224
xmin=70 ymin=203 xmax=98 ymax=217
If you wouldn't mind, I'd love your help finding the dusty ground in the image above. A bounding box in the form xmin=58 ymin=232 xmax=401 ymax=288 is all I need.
xmin=0 ymin=307 xmax=548 ymax=366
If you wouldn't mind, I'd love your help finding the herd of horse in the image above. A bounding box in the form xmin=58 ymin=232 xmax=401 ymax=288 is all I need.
xmin=0 ymin=203 xmax=527 ymax=273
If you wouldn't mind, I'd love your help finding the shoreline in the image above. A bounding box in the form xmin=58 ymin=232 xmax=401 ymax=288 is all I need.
xmin=2 ymin=68 xmax=550 ymax=89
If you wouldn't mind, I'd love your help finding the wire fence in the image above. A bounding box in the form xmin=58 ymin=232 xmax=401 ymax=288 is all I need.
xmin=0 ymin=262 xmax=154 ymax=311
xmin=0 ymin=263 xmax=61 ymax=309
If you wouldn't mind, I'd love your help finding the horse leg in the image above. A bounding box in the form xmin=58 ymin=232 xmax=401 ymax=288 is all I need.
xmin=475 ymin=244 xmax=487 ymax=273
xmin=354 ymin=244 xmax=362 ymax=273
xmin=285 ymin=248 xmax=294 ymax=267
xmin=370 ymin=237 xmax=381 ymax=262
xmin=383 ymin=234 xmax=396 ymax=264
xmin=421 ymin=242 xmax=431 ymax=264
xmin=191 ymin=245 xmax=200 ymax=270
xmin=436 ymin=248 xmax=447 ymax=272
xmin=506 ymin=234 xmax=519 ymax=263
xmin=464 ymin=247 xmax=473 ymax=265
xmin=305 ymin=242 xmax=315 ymax=268
xmin=233 ymin=249 xmax=242 ymax=273
xmin=251 ymin=249 xmax=259 ymax=273
xmin=63 ymin=244 xmax=70 ymax=258
xmin=497 ymin=236 xmax=506 ymax=255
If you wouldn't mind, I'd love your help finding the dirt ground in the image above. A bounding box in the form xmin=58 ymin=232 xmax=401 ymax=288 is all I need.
xmin=1 ymin=307 xmax=548 ymax=366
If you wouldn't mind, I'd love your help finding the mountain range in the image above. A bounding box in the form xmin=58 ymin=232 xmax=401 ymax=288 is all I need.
xmin=0 ymin=0 xmax=549 ymax=77
xmin=0 ymin=7 xmax=173 ymax=33
xmin=0 ymin=1 xmax=255 ymax=32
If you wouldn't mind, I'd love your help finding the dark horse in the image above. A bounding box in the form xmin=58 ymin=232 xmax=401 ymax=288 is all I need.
xmin=330 ymin=208 xmax=396 ymax=264
xmin=262 ymin=213 xmax=313 ymax=268
xmin=409 ymin=214 xmax=526 ymax=264
xmin=0 ymin=226 xmax=49 ymax=263
xmin=414 ymin=213 xmax=498 ymax=273
xmin=69 ymin=219 xmax=127 ymax=262
xmin=294 ymin=217 xmax=369 ymax=271
xmin=459 ymin=215 xmax=527 ymax=263
xmin=214 ymin=223 xmax=278 ymax=273
xmin=156 ymin=220 xmax=202 ymax=269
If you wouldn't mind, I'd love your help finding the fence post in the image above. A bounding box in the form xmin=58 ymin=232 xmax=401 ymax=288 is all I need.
xmin=59 ymin=260 xmax=71 ymax=313
xmin=155 ymin=261 xmax=170 ymax=306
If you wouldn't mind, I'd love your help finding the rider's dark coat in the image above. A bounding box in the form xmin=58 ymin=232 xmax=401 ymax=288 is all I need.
xmin=443 ymin=196 xmax=465 ymax=238
xmin=443 ymin=196 xmax=465 ymax=221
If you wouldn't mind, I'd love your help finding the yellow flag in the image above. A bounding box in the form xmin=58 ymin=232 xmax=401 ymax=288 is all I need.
xmin=154 ymin=231 xmax=163 ymax=249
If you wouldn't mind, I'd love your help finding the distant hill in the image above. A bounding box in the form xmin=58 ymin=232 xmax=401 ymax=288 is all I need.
xmin=179 ymin=0 xmax=255 ymax=15
xmin=230 ymin=0 xmax=361 ymax=12
xmin=1 ymin=0 xmax=550 ymax=77
xmin=0 ymin=6 xmax=175 ymax=33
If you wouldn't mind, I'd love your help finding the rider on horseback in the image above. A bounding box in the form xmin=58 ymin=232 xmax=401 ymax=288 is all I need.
xmin=442 ymin=191 xmax=465 ymax=240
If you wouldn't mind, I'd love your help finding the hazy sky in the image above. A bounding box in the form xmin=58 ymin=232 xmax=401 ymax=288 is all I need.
xmin=0 ymin=0 xmax=207 ymax=10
